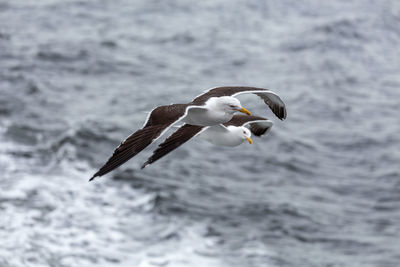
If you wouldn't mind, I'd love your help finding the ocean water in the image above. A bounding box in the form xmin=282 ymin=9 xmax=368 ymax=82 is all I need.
xmin=1 ymin=0 xmax=400 ymax=266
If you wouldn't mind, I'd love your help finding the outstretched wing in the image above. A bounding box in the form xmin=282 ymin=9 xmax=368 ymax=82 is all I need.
xmin=224 ymin=114 xmax=273 ymax=137
xmin=141 ymin=124 xmax=205 ymax=169
xmin=90 ymin=104 xmax=189 ymax=181
xmin=191 ymin=86 xmax=287 ymax=120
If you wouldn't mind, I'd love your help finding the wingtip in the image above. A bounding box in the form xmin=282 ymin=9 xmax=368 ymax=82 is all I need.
xmin=88 ymin=174 xmax=98 ymax=182
xmin=276 ymin=111 xmax=286 ymax=121
xmin=280 ymin=106 xmax=287 ymax=120
xmin=140 ymin=162 xmax=148 ymax=169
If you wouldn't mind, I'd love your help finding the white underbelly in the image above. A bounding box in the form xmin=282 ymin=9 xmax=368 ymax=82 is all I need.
xmin=199 ymin=129 xmax=244 ymax=147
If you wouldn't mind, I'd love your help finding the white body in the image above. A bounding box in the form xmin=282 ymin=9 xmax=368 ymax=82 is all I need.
xmin=199 ymin=125 xmax=251 ymax=147
xmin=182 ymin=97 xmax=242 ymax=126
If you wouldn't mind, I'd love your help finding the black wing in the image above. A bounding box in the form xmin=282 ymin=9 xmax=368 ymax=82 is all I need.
xmin=90 ymin=104 xmax=188 ymax=181
xmin=191 ymin=86 xmax=287 ymax=120
xmin=141 ymin=124 xmax=204 ymax=169
xmin=224 ymin=114 xmax=273 ymax=137
xmin=248 ymin=122 xmax=273 ymax=137
xmin=224 ymin=114 xmax=268 ymax=127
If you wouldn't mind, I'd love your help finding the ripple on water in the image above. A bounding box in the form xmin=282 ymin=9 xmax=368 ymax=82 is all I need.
xmin=1 ymin=0 xmax=400 ymax=266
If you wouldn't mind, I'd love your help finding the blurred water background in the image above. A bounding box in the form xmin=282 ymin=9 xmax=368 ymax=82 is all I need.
xmin=1 ymin=0 xmax=400 ymax=266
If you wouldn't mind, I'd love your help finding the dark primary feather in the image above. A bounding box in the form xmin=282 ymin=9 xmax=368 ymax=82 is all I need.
xmin=248 ymin=122 xmax=272 ymax=137
xmin=89 ymin=104 xmax=188 ymax=181
xmin=191 ymin=86 xmax=287 ymax=120
xmin=255 ymin=93 xmax=287 ymax=120
xmin=141 ymin=124 xmax=204 ymax=168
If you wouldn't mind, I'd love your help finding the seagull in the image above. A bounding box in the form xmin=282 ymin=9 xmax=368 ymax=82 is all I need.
xmin=199 ymin=115 xmax=273 ymax=146
xmin=89 ymin=86 xmax=286 ymax=181
xmin=141 ymin=115 xmax=274 ymax=168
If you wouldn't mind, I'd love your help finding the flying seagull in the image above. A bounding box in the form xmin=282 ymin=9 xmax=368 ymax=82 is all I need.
xmin=141 ymin=115 xmax=274 ymax=168
xmin=90 ymin=86 xmax=286 ymax=181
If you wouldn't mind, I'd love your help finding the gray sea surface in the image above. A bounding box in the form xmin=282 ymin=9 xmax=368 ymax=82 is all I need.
xmin=1 ymin=0 xmax=400 ymax=266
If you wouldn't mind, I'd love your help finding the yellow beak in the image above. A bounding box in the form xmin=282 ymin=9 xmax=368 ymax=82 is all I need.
xmin=246 ymin=137 xmax=253 ymax=144
xmin=238 ymin=107 xmax=251 ymax=115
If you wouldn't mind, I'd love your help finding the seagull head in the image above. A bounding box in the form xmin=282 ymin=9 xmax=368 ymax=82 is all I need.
xmin=234 ymin=126 xmax=253 ymax=144
xmin=228 ymin=126 xmax=253 ymax=145
xmin=218 ymin=96 xmax=251 ymax=115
